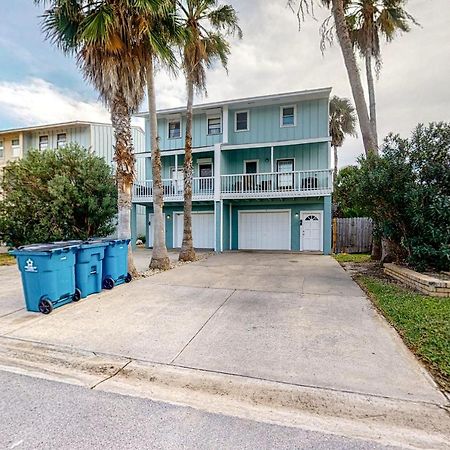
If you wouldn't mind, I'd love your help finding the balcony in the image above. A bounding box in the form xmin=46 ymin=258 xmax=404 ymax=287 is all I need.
xmin=132 ymin=169 xmax=332 ymax=202
xmin=133 ymin=176 xmax=215 ymax=202
xmin=221 ymin=169 xmax=332 ymax=199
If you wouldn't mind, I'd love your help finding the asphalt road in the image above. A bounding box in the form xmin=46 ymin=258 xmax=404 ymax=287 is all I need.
xmin=0 ymin=370 xmax=404 ymax=450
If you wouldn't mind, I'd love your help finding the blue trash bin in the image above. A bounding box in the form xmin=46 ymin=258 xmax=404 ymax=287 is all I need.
xmin=11 ymin=243 xmax=80 ymax=314
xmin=75 ymin=240 xmax=109 ymax=298
xmin=102 ymin=239 xmax=132 ymax=289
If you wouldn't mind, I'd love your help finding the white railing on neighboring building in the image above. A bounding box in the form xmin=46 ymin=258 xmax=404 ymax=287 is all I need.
xmin=133 ymin=176 xmax=215 ymax=201
xmin=132 ymin=170 xmax=332 ymax=202
xmin=221 ymin=169 xmax=332 ymax=198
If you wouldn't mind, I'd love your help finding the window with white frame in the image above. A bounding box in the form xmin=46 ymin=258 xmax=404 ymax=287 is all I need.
xmin=57 ymin=133 xmax=67 ymax=148
xmin=280 ymin=105 xmax=296 ymax=127
xmin=168 ymin=119 xmax=181 ymax=139
xmin=207 ymin=116 xmax=221 ymax=135
xmin=0 ymin=140 xmax=4 ymax=158
xmin=235 ymin=111 xmax=249 ymax=132
xmin=11 ymin=138 xmax=20 ymax=157
xmin=39 ymin=135 xmax=49 ymax=151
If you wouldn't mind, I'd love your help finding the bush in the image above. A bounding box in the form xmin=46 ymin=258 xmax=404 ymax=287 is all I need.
xmin=0 ymin=144 xmax=117 ymax=246
xmin=343 ymin=122 xmax=450 ymax=271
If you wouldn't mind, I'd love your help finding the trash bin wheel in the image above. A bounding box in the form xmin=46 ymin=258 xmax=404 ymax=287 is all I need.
xmin=125 ymin=273 xmax=132 ymax=283
xmin=102 ymin=277 xmax=115 ymax=290
xmin=73 ymin=288 xmax=81 ymax=302
xmin=38 ymin=297 xmax=53 ymax=315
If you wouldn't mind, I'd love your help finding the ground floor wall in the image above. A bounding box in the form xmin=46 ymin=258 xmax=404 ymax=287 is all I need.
xmin=133 ymin=195 xmax=332 ymax=254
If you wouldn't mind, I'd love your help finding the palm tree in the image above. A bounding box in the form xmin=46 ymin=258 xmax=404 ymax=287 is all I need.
xmin=176 ymin=0 xmax=242 ymax=262
xmin=346 ymin=0 xmax=418 ymax=147
xmin=329 ymin=96 xmax=357 ymax=180
xmin=289 ymin=0 xmax=377 ymax=156
xmin=36 ymin=0 xmax=158 ymax=275
xmin=143 ymin=3 xmax=181 ymax=270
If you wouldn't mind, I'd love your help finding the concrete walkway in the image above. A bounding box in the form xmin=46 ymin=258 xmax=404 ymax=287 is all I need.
xmin=0 ymin=251 xmax=444 ymax=405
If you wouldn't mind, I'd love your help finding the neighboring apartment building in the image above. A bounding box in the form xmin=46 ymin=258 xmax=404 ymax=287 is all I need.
xmin=132 ymin=88 xmax=333 ymax=253
xmin=0 ymin=121 xmax=147 ymax=235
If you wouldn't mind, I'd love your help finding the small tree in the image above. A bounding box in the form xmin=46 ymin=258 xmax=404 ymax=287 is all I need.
xmin=0 ymin=144 xmax=117 ymax=247
xmin=350 ymin=122 xmax=450 ymax=271
xmin=329 ymin=95 xmax=357 ymax=180
xmin=333 ymin=165 xmax=366 ymax=217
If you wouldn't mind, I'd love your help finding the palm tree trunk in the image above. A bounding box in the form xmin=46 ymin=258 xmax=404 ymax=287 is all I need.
xmin=365 ymin=51 xmax=378 ymax=147
xmin=110 ymin=91 xmax=137 ymax=277
xmin=148 ymin=57 xmax=170 ymax=270
xmin=333 ymin=145 xmax=338 ymax=181
xmin=331 ymin=0 xmax=377 ymax=156
xmin=179 ymin=77 xmax=196 ymax=262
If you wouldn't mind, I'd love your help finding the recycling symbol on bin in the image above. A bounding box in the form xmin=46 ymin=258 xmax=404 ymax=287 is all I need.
xmin=24 ymin=258 xmax=38 ymax=273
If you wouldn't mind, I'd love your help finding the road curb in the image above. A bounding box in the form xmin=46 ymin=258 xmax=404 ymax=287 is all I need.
xmin=1 ymin=336 xmax=449 ymax=449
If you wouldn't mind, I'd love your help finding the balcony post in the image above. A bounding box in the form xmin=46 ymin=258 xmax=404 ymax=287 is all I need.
xmin=222 ymin=106 xmax=229 ymax=144
xmin=214 ymin=143 xmax=221 ymax=201
xmin=270 ymin=146 xmax=274 ymax=172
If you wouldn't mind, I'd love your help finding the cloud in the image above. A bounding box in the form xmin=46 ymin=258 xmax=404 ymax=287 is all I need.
xmin=0 ymin=78 xmax=110 ymax=126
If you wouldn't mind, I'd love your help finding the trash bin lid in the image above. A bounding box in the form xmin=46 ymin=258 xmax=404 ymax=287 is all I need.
xmin=80 ymin=239 xmax=109 ymax=248
xmin=16 ymin=243 xmax=62 ymax=253
xmin=52 ymin=240 xmax=84 ymax=246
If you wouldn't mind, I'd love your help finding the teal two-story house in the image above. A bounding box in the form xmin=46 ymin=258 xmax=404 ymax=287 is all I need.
xmin=131 ymin=88 xmax=333 ymax=253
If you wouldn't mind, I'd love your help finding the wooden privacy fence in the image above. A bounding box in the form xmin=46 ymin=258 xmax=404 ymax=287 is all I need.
xmin=333 ymin=217 xmax=373 ymax=254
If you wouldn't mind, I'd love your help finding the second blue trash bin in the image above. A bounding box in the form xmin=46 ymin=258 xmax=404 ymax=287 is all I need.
xmin=102 ymin=239 xmax=132 ymax=289
xmin=75 ymin=240 xmax=109 ymax=298
xmin=11 ymin=243 xmax=80 ymax=314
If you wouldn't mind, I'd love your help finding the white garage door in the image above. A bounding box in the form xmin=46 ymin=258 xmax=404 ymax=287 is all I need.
xmin=174 ymin=212 xmax=215 ymax=249
xmin=238 ymin=210 xmax=291 ymax=250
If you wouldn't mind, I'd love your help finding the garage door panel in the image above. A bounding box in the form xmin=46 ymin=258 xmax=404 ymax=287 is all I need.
xmin=238 ymin=210 xmax=290 ymax=250
xmin=174 ymin=212 xmax=214 ymax=249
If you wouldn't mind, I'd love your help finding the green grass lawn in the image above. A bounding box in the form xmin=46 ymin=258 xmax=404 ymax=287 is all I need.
xmin=0 ymin=253 xmax=15 ymax=266
xmin=357 ymin=275 xmax=450 ymax=392
xmin=333 ymin=253 xmax=372 ymax=264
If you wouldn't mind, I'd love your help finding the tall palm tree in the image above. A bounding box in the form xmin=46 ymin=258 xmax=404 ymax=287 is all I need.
xmin=346 ymin=0 xmax=418 ymax=147
xmin=176 ymin=0 xmax=242 ymax=262
xmin=289 ymin=0 xmax=377 ymax=156
xmin=143 ymin=2 xmax=181 ymax=270
xmin=36 ymin=0 xmax=159 ymax=275
xmin=329 ymin=95 xmax=357 ymax=180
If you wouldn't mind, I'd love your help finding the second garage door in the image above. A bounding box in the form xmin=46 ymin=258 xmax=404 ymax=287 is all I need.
xmin=238 ymin=210 xmax=291 ymax=250
xmin=174 ymin=212 xmax=215 ymax=249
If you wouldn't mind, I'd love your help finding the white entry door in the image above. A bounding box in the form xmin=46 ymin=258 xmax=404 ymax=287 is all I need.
xmin=300 ymin=212 xmax=322 ymax=251
xmin=174 ymin=212 xmax=215 ymax=249
xmin=147 ymin=213 xmax=166 ymax=248
xmin=238 ymin=210 xmax=291 ymax=250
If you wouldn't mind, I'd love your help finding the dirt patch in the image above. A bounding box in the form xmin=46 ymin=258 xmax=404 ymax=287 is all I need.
xmin=139 ymin=252 xmax=214 ymax=278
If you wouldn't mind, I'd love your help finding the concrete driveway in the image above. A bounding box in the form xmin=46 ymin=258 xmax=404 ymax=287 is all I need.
xmin=0 ymin=251 xmax=444 ymax=405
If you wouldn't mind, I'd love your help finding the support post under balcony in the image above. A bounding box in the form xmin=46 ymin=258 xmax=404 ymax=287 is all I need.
xmin=214 ymin=143 xmax=221 ymax=201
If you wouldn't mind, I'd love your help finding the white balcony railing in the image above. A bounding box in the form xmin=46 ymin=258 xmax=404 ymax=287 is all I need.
xmin=221 ymin=169 xmax=332 ymax=198
xmin=133 ymin=170 xmax=332 ymax=202
xmin=133 ymin=176 xmax=215 ymax=201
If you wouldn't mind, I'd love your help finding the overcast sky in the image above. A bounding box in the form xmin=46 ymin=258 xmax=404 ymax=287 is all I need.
xmin=0 ymin=0 xmax=448 ymax=167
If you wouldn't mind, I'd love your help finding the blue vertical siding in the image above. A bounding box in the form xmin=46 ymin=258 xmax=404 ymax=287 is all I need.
xmin=227 ymin=98 xmax=328 ymax=146
xmin=221 ymin=142 xmax=328 ymax=174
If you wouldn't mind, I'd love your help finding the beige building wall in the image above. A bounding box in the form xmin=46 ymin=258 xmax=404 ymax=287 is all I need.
xmin=0 ymin=132 xmax=24 ymax=170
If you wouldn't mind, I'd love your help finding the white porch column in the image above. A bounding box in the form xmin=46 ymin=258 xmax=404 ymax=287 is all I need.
xmin=175 ymin=153 xmax=178 ymax=173
xmin=270 ymin=146 xmax=274 ymax=172
xmin=214 ymin=143 xmax=221 ymax=201
xmin=222 ymin=105 xmax=229 ymax=144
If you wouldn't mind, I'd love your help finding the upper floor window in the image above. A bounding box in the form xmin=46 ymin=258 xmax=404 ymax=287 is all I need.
xmin=11 ymin=138 xmax=20 ymax=157
xmin=280 ymin=105 xmax=296 ymax=127
xmin=57 ymin=133 xmax=67 ymax=148
xmin=168 ymin=120 xmax=181 ymax=139
xmin=235 ymin=110 xmax=249 ymax=132
xmin=207 ymin=116 xmax=221 ymax=135
xmin=0 ymin=140 xmax=4 ymax=158
xmin=39 ymin=135 xmax=49 ymax=151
